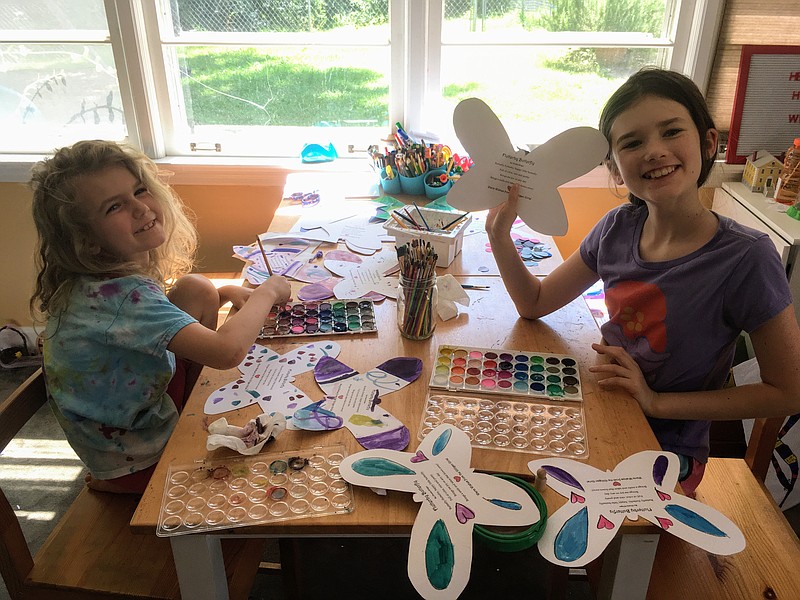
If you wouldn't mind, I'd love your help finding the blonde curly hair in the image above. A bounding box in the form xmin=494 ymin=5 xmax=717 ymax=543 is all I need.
xmin=30 ymin=140 xmax=198 ymax=319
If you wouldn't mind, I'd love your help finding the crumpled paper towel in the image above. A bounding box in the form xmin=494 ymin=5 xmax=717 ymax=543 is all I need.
xmin=436 ymin=274 xmax=470 ymax=321
xmin=206 ymin=412 xmax=286 ymax=455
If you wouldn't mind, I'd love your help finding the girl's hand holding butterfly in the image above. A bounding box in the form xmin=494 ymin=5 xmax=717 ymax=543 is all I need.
xmin=485 ymin=183 xmax=521 ymax=241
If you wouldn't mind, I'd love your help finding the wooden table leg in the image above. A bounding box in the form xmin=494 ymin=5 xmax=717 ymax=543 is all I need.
xmin=170 ymin=534 xmax=229 ymax=600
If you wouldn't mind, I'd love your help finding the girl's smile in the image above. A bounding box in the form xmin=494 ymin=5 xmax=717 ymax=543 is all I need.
xmin=78 ymin=164 xmax=166 ymax=264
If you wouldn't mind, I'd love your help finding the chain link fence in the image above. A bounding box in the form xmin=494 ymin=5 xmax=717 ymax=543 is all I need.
xmin=168 ymin=0 xmax=560 ymax=34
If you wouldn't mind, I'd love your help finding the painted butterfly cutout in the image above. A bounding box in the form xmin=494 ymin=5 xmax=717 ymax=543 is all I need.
xmin=324 ymin=249 xmax=399 ymax=299
xmin=292 ymin=355 xmax=423 ymax=451
xmin=203 ymin=342 xmax=341 ymax=428
xmin=340 ymin=425 xmax=541 ymax=599
xmin=529 ymin=451 xmax=745 ymax=567
xmin=448 ymin=97 xmax=609 ymax=236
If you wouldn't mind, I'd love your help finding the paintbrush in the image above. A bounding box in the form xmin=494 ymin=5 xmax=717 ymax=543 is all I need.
xmin=256 ymin=237 xmax=274 ymax=276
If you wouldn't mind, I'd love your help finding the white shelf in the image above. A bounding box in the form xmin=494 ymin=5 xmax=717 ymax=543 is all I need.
xmin=722 ymin=181 xmax=800 ymax=245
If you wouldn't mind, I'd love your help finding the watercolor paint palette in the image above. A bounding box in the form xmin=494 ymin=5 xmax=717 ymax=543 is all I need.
xmin=430 ymin=345 xmax=583 ymax=401
xmin=259 ymin=300 xmax=378 ymax=339
xmin=419 ymin=394 xmax=589 ymax=458
xmin=156 ymin=444 xmax=354 ymax=536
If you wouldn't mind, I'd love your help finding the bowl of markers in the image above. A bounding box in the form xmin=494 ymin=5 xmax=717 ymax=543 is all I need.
xmin=371 ymin=123 xmax=473 ymax=199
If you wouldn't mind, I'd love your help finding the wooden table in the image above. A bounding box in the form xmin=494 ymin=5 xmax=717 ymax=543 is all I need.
xmin=132 ymin=203 xmax=663 ymax=599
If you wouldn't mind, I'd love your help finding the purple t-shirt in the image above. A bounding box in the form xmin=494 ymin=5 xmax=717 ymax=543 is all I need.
xmin=580 ymin=203 xmax=792 ymax=462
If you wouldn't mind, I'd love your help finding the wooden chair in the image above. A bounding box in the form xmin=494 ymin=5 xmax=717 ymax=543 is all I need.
xmin=645 ymin=415 xmax=800 ymax=599
xmin=0 ymin=368 xmax=266 ymax=600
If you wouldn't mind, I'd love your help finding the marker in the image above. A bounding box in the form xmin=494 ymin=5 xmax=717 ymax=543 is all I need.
xmin=461 ymin=284 xmax=489 ymax=290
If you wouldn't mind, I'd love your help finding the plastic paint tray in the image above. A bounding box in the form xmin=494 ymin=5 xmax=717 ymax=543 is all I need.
xmin=382 ymin=207 xmax=472 ymax=267
xmin=419 ymin=393 xmax=589 ymax=459
xmin=259 ymin=299 xmax=378 ymax=339
xmin=430 ymin=345 xmax=583 ymax=401
xmin=156 ymin=444 xmax=354 ymax=536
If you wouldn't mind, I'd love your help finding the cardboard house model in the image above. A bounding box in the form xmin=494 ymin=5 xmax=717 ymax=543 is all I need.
xmin=743 ymin=150 xmax=782 ymax=195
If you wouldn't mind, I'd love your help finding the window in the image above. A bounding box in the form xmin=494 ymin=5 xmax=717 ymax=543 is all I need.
xmin=0 ymin=0 xmax=125 ymax=153
xmin=0 ymin=0 xmax=722 ymax=159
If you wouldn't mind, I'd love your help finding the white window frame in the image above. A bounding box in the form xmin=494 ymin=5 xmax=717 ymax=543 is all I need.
xmin=0 ymin=0 xmax=724 ymax=182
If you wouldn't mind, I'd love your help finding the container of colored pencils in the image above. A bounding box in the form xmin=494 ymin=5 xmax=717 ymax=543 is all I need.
xmin=396 ymin=240 xmax=438 ymax=340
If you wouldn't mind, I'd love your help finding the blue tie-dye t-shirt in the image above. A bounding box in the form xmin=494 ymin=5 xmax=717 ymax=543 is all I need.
xmin=43 ymin=275 xmax=197 ymax=479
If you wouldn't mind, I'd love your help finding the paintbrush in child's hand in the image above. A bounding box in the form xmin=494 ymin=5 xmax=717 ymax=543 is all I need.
xmin=256 ymin=237 xmax=274 ymax=276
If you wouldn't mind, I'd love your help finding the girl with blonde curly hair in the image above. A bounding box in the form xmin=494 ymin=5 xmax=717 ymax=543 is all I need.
xmin=30 ymin=140 xmax=290 ymax=493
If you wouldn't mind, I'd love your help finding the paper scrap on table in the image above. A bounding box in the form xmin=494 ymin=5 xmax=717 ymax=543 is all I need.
xmin=447 ymin=97 xmax=608 ymax=236
xmin=339 ymin=425 xmax=542 ymax=599
xmin=284 ymin=171 xmax=380 ymax=200
xmin=529 ymin=451 xmax=745 ymax=568
xmin=206 ymin=412 xmax=286 ymax=455
xmin=436 ymin=274 xmax=470 ymax=321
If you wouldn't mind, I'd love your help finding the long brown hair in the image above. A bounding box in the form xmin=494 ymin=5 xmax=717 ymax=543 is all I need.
xmin=30 ymin=140 xmax=197 ymax=319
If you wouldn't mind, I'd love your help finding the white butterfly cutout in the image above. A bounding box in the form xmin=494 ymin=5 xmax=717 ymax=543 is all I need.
xmin=529 ymin=451 xmax=745 ymax=567
xmin=448 ymin=97 xmax=609 ymax=236
xmin=203 ymin=342 xmax=341 ymax=429
xmin=340 ymin=425 xmax=541 ymax=599
xmin=292 ymin=355 xmax=423 ymax=451
xmin=324 ymin=249 xmax=399 ymax=299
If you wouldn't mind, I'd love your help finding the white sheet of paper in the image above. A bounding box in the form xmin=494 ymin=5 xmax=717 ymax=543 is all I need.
xmin=447 ymin=98 xmax=608 ymax=236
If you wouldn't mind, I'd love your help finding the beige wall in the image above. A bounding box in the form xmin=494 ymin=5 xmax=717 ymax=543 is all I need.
xmin=1 ymin=183 xmax=38 ymax=326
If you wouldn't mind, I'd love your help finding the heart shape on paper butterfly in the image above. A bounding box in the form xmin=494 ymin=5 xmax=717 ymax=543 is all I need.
xmin=597 ymin=515 xmax=615 ymax=530
xmin=570 ymin=492 xmax=585 ymax=504
xmin=455 ymin=502 xmax=476 ymax=524
xmin=657 ymin=517 xmax=674 ymax=530
xmin=657 ymin=490 xmax=671 ymax=501
xmin=448 ymin=98 xmax=608 ymax=236
xmin=411 ymin=450 xmax=428 ymax=463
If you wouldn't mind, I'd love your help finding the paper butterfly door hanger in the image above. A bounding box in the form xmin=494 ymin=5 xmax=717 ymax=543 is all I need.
xmin=292 ymin=355 xmax=423 ymax=451
xmin=448 ymin=98 xmax=609 ymax=236
xmin=529 ymin=451 xmax=745 ymax=567
xmin=204 ymin=341 xmax=341 ymax=422
xmin=205 ymin=343 xmax=422 ymax=451
xmin=340 ymin=425 xmax=542 ymax=599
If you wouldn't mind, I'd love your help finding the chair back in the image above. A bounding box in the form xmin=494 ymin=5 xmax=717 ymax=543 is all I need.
xmin=745 ymin=416 xmax=785 ymax=482
xmin=0 ymin=368 xmax=46 ymax=599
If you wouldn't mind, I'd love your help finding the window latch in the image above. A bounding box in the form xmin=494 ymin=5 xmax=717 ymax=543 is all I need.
xmin=190 ymin=142 xmax=222 ymax=152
